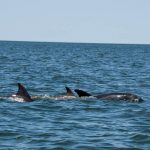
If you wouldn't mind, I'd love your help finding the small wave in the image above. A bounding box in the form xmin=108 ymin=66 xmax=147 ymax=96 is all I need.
xmin=8 ymin=97 xmax=25 ymax=103
xmin=0 ymin=96 xmax=28 ymax=103
xmin=0 ymin=95 xmax=77 ymax=102
xmin=32 ymin=95 xmax=76 ymax=100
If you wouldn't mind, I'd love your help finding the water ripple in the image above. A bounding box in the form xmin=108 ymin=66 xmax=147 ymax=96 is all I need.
xmin=0 ymin=41 xmax=150 ymax=149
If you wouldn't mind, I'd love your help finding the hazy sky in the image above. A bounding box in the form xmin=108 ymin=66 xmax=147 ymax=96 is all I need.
xmin=0 ymin=0 xmax=150 ymax=44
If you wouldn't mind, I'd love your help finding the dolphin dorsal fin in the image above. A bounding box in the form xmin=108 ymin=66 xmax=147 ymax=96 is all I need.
xmin=16 ymin=83 xmax=32 ymax=102
xmin=74 ymin=89 xmax=92 ymax=97
xmin=65 ymin=87 xmax=74 ymax=96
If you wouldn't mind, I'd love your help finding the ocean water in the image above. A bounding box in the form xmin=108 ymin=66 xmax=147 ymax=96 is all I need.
xmin=0 ymin=41 xmax=150 ymax=150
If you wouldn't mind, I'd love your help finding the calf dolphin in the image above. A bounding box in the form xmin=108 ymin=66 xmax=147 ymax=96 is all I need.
xmin=74 ymin=89 xmax=143 ymax=102
xmin=65 ymin=87 xmax=75 ymax=96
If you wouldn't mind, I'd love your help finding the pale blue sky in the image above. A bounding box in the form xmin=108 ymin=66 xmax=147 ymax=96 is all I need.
xmin=0 ymin=0 xmax=150 ymax=44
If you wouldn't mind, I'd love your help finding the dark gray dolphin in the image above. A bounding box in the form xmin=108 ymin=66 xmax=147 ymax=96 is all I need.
xmin=65 ymin=87 xmax=75 ymax=96
xmin=11 ymin=84 xmax=75 ymax=102
xmin=74 ymin=89 xmax=92 ymax=97
xmin=13 ymin=83 xmax=33 ymax=102
xmin=74 ymin=89 xmax=143 ymax=102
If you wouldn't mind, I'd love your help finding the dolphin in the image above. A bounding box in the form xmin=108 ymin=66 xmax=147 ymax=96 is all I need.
xmin=11 ymin=83 xmax=75 ymax=102
xmin=12 ymin=83 xmax=33 ymax=102
xmin=74 ymin=89 xmax=143 ymax=102
xmin=65 ymin=86 xmax=75 ymax=96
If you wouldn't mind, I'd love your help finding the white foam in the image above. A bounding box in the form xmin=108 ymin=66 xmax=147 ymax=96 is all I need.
xmin=9 ymin=96 xmax=25 ymax=102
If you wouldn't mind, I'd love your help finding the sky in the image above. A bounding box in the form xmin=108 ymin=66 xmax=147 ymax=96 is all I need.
xmin=0 ymin=0 xmax=150 ymax=44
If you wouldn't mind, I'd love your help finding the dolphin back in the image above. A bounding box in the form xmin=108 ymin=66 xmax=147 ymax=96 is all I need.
xmin=96 ymin=93 xmax=143 ymax=102
xmin=65 ymin=87 xmax=74 ymax=96
xmin=74 ymin=88 xmax=143 ymax=102
xmin=16 ymin=83 xmax=33 ymax=102
xmin=74 ymin=89 xmax=92 ymax=97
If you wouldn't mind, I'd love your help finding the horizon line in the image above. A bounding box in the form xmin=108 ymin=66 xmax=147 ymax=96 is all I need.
xmin=0 ymin=39 xmax=150 ymax=46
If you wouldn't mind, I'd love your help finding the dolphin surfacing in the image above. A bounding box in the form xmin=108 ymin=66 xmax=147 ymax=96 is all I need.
xmin=65 ymin=87 xmax=75 ymax=96
xmin=74 ymin=89 xmax=92 ymax=97
xmin=12 ymin=83 xmax=33 ymax=102
xmin=11 ymin=84 xmax=75 ymax=102
xmin=74 ymin=89 xmax=143 ymax=102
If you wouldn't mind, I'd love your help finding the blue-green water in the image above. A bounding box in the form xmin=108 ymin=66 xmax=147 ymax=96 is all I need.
xmin=0 ymin=41 xmax=150 ymax=149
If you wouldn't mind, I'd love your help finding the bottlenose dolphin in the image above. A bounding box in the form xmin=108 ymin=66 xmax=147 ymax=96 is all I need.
xmin=11 ymin=83 xmax=75 ymax=102
xmin=12 ymin=83 xmax=33 ymax=102
xmin=65 ymin=86 xmax=75 ymax=96
xmin=74 ymin=89 xmax=143 ymax=102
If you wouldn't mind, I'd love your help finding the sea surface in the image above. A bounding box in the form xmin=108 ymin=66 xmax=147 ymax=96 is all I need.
xmin=0 ymin=41 xmax=150 ymax=150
